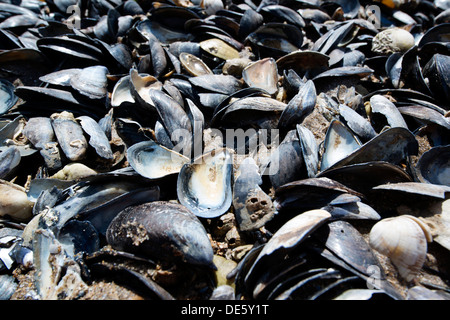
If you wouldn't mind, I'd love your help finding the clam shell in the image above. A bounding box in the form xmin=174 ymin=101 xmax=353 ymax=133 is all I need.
xmin=369 ymin=215 xmax=431 ymax=282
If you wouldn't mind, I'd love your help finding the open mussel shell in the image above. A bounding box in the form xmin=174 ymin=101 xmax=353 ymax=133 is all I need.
xmin=242 ymin=57 xmax=279 ymax=95
xmin=110 ymin=74 xmax=135 ymax=108
xmin=177 ymin=148 xmax=233 ymax=219
xmin=106 ymin=201 xmax=215 ymax=269
xmin=199 ymin=38 xmax=240 ymax=61
xmin=416 ymin=145 xmax=450 ymax=186
xmin=179 ymin=52 xmax=213 ymax=76
xmin=127 ymin=140 xmax=190 ymax=180
xmin=322 ymin=126 xmax=418 ymax=172
xmin=320 ymin=119 xmax=361 ymax=172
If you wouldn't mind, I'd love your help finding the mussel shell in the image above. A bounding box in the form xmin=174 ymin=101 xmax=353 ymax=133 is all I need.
xmin=323 ymin=127 xmax=418 ymax=172
xmin=263 ymin=130 xmax=304 ymax=190
xmin=318 ymin=161 xmax=413 ymax=196
xmin=338 ymin=104 xmax=377 ymax=142
xmin=276 ymin=50 xmax=329 ymax=78
xmin=148 ymin=89 xmax=192 ymax=156
xmin=0 ymin=79 xmax=18 ymax=115
xmin=320 ymin=120 xmax=361 ymax=172
xmin=245 ymin=23 xmax=303 ymax=58
xmin=110 ymin=75 xmax=135 ymax=107
xmin=179 ymin=52 xmax=213 ymax=76
xmin=260 ymin=5 xmax=306 ymax=29
xmin=369 ymin=94 xmax=408 ymax=129
xmin=312 ymin=220 xmax=402 ymax=300
xmin=233 ymin=157 xmax=275 ymax=231
xmin=0 ymin=146 xmax=21 ymax=180
xmin=50 ymin=111 xmax=88 ymax=162
xmin=106 ymin=201 xmax=215 ymax=268
xmin=70 ymin=65 xmax=109 ymax=100
xmin=77 ymin=115 xmax=113 ymax=160
xmin=398 ymin=105 xmax=450 ymax=130
xmin=39 ymin=68 xmax=82 ymax=87
xmin=36 ymin=36 xmax=104 ymax=64
xmin=127 ymin=140 xmax=190 ymax=180
xmin=416 ymin=145 xmax=450 ymax=186
xmin=242 ymin=57 xmax=279 ymax=95
xmin=199 ymin=38 xmax=240 ymax=60
xmin=296 ymin=124 xmax=319 ymax=178
xmin=22 ymin=117 xmax=62 ymax=171
xmin=244 ymin=209 xmax=332 ymax=297
xmin=218 ymin=96 xmax=285 ymax=129
xmin=422 ymin=54 xmax=450 ymax=105
xmin=273 ymin=177 xmax=363 ymax=214
xmin=135 ymin=19 xmax=194 ymax=45
xmin=177 ymin=148 xmax=233 ymax=218
xmin=277 ymin=80 xmax=316 ymax=131
xmin=189 ymin=74 xmax=243 ymax=95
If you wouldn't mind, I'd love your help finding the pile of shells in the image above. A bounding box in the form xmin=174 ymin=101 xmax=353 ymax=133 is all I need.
xmin=0 ymin=0 xmax=449 ymax=300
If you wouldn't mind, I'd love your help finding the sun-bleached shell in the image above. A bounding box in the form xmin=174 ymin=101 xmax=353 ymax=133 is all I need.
xmin=369 ymin=215 xmax=431 ymax=282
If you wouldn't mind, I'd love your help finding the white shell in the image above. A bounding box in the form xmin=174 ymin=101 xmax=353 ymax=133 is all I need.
xmin=369 ymin=215 xmax=431 ymax=282
xmin=372 ymin=28 xmax=415 ymax=55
